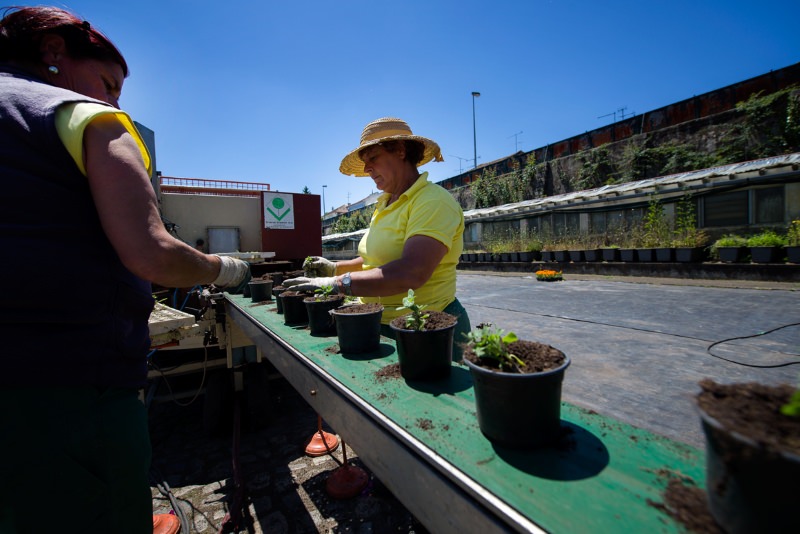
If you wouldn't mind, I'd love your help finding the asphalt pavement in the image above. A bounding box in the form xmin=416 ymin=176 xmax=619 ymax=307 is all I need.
xmin=456 ymin=271 xmax=800 ymax=449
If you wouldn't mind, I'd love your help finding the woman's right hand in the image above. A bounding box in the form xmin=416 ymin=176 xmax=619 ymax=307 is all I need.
xmin=303 ymin=256 xmax=336 ymax=277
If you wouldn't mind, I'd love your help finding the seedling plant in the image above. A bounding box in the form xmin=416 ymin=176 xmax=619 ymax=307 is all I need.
xmin=314 ymin=285 xmax=334 ymax=301
xmin=465 ymin=324 xmax=524 ymax=372
xmin=781 ymin=379 xmax=800 ymax=416
xmin=396 ymin=289 xmax=429 ymax=331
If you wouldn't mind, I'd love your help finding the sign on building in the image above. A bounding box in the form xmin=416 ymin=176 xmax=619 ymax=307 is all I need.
xmin=262 ymin=192 xmax=295 ymax=230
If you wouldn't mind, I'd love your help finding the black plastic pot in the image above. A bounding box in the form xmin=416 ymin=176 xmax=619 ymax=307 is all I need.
xmin=717 ymin=246 xmax=746 ymax=263
xmin=553 ymin=250 xmax=570 ymax=263
xmin=568 ymin=250 xmax=585 ymax=262
xmin=281 ymin=291 xmax=309 ymax=326
xmin=465 ymin=354 xmax=570 ymax=448
xmin=787 ymin=246 xmax=800 ymax=264
xmin=675 ymin=247 xmax=705 ymax=263
xmin=636 ymin=248 xmax=655 ymax=262
xmin=619 ymin=248 xmax=636 ymax=262
xmin=601 ymin=248 xmax=620 ymax=262
xmin=749 ymin=246 xmax=782 ymax=263
xmin=699 ymin=407 xmax=800 ymax=533
xmin=303 ymin=295 xmax=344 ymax=336
xmin=389 ymin=318 xmax=455 ymax=381
xmin=248 ymin=280 xmax=273 ymax=303
xmin=273 ymin=286 xmax=287 ymax=314
xmin=654 ymin=247 xmax=674 ymax=262
xmin=330 ymin=304 xmax=384 ymax=353
xmin=584 ymin=249 xmax=602 ymax=262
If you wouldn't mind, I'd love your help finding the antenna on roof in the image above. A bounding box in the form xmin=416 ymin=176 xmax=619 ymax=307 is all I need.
xmin=508 ymin=131 xmax=523 ymax=152
xmin=598 ymin=106 xmax=633 ymax=123
xmin=449 ymin=155 xmax=471 ymax=173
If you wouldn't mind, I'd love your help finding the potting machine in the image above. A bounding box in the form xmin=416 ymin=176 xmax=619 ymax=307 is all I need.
xmin=146 ymin=282 xmax=273 ymax=436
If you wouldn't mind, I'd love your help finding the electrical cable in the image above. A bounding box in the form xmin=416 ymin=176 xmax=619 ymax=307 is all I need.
xmin=180 ymin=286 xmax=203 ymax=311
xmin=150 ymin=469 xmax=190 ymax=534
xmin=705 ymin=321 xmax=800 ymax=368
xmin=148 ymin=344 xmax=211 ymax=407
xmin=471 ymin=302 xmax=800 ymax=368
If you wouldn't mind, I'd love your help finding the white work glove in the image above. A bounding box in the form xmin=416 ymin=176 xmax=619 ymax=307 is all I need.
xmin=283 ymin=276 xmax=340 ymax=294
xmin=212 ymin=255 xmax=252 ymax=293
xmin=303 ymin=256 xmax=336 ymax=277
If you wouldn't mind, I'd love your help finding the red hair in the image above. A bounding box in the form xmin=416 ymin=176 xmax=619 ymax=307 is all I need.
xmin=0 ymin=6 xmax=128 ymax=76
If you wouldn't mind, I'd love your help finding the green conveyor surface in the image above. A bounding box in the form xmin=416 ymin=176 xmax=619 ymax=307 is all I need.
xmin=228 ymin=294 xmax=705 ymax=533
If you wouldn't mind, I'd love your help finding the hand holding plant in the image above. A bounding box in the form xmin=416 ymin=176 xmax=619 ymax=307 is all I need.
xmin=303 ymin=256 xmax=336 ymax=277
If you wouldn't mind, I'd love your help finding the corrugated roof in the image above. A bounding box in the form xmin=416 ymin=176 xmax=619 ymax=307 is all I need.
xmin=321 ymin=153 xmax=800 ymax=242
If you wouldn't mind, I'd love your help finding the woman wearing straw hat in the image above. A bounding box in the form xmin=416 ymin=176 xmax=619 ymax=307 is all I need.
xmin=285 ymin=117 xmax=471 ymax=358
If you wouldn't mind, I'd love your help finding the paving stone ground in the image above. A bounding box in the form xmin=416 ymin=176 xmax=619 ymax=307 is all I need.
xmin=148 ymin=374 xmax=427 ymax=534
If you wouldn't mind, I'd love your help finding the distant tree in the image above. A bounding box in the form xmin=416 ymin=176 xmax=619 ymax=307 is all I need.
xmin=302 ymin=186 xmax=311 ymax=194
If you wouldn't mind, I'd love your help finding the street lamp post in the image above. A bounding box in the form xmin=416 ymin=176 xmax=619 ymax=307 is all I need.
xmin=322 ymin=184 xmax=327 ymax=215
xmin=471 ymin=91 xmax=480 ymax=169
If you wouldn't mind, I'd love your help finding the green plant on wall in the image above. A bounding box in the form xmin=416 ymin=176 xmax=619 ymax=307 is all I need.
xmin=576 ymin=146 xmax=616 ymax=189
xmin=659 ymin=144 xmax=717 ymax=176
xmin=718 ymin=85 xmax=800 ymax=163
xmin=524 ymin=154 xmax=547 ymax=198
xmin=331 ymin=205 xmax=375 ymax=233
xmin=470 ymin=167 xmax=496 ymax=208
xmin=621 ymin=137 xmax=652 ymax=182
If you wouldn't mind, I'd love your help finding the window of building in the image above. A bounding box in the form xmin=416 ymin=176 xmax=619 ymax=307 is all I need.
xmin=702 ymin=190 xmax=748 ymax=227
xmin=590 ymin=212 xmax=606 ymax=233
xmin=553 ymin=212 xmax=580 ymax=236
xmin=754 ymin=186 xmax=784 ymax=224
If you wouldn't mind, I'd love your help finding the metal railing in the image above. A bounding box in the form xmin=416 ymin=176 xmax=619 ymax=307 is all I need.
xmin=159 ymin=176 xmax=270 ymax=197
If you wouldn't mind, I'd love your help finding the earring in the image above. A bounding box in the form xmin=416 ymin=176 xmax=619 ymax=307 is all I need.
xmin=48 ymin=65 xmax=59 ymax=75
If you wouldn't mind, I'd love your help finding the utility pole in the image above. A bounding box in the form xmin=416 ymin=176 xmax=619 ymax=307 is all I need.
xmin=471 ymin=91 xmax=480 ymax=169
xmin=508 ymin=131 xmax=523 ymax=152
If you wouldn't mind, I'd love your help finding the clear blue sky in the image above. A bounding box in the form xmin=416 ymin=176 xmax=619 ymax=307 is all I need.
xmin=56 ymin=0 xmax=799 ymax=213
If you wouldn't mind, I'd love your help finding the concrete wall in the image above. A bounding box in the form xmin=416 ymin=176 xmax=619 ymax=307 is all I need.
xmin=160 ymin=193 xmax=263 ymax=252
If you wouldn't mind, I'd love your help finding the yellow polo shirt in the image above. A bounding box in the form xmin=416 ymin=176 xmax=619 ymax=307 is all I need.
xmin=359 ymin=172 xmax=464 ymax=323
xmin=55 ymin=102 xmax=152 ymax=177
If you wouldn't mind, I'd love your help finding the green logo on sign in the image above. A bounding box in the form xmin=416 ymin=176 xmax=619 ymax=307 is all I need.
xmin=267 ymin=197 xmax=291 ymax=221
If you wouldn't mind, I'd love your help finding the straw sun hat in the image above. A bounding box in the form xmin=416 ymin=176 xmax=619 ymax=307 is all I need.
xmin=339 ymin=117 xmax=444 ymax=177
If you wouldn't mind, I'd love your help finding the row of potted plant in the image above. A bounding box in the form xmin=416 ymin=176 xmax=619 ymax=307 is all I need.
xmin=710 ymin=223 xmax=800 ymax=263
xmin=250 ymin=272 xmax=800 ymax=531
xmin=461 ymin=220 xmax=800 ymax=265
xmin=250 ymin=273 xmax=571 ymax=450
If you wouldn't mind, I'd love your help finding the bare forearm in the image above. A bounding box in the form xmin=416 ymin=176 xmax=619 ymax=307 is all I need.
xmin=344 ymin=259 xmax=430 ymax=297
xmin=126 ymin=230 xmax=222 ymax=287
